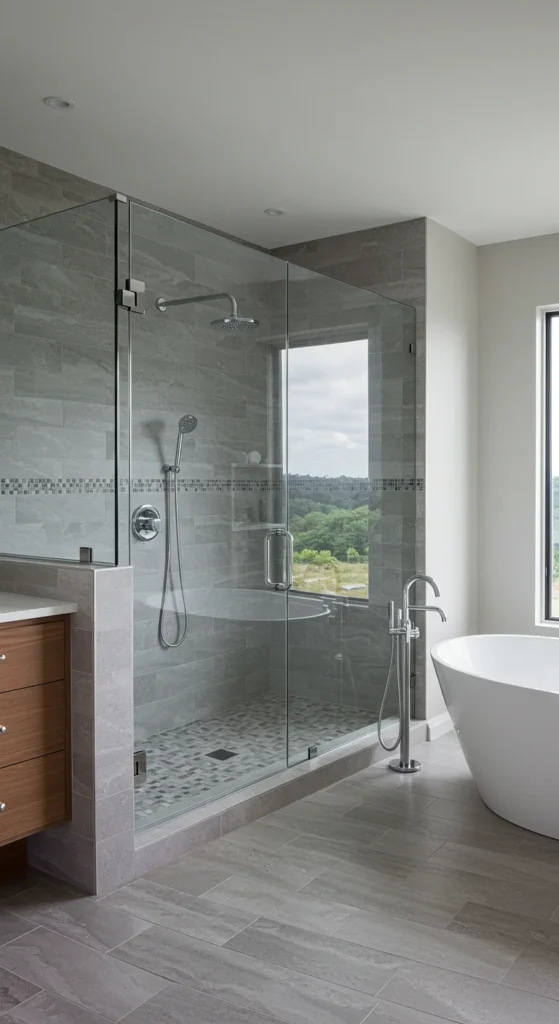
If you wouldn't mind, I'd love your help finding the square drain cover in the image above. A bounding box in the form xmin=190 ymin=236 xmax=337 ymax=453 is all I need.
xmin=206 ymin=748 xmax=238 ymax=761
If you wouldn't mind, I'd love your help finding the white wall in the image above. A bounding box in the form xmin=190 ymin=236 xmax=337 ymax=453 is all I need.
xmin=424 ymin=220 xmax=479 ymax=718
xmin=478 ymin=233 xmax=559 ymax=635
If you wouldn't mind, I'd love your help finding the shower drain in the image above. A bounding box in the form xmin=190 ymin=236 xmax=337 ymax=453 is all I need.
xmin=206 ymin=748 xmax=238 ymax=761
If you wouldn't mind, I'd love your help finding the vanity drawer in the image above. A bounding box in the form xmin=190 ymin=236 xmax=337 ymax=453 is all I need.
xmin=0 ymin=621 xmax=65 ymax=693
xmin=0 ymin=751 xmax=66 ymax=846
xmin=0 ymin=682 xmax=65 ymax=769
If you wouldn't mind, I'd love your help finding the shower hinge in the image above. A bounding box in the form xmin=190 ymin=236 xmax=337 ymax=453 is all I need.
xmin=410 ymin=672 xmax=416 ymax=689
xmin=409 ymin=342 xmax=416 ymax=355
xmin=134 ymin=749 xmax=147 ymax=787
xmin=117 ymin=278 xmax=146 ymax=314
xmin=308 ymin=745 xmax=318 ymax=760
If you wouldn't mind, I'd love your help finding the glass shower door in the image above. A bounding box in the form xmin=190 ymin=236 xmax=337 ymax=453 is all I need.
xmin=122 ymin=200 xmax=290 ymax=830
xmin=286 ymin=264 xmax=416 ymax=765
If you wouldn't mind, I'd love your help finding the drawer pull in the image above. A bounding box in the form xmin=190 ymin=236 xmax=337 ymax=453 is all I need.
xmin=0 ymin=802 xmax=5 ymax=812
xmin=0 ymin=726 xmax=6 ymax=734
xmin=0 ymin=654 xmax=5 ymax=662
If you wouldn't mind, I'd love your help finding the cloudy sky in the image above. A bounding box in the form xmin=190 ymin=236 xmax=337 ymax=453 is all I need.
xmin=285 ymin=338 xmax=368 ymax=477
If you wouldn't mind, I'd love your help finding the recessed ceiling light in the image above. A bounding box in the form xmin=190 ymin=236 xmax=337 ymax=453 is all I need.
xmin=264 ymin=208 xmax=286 ymax=217
xmin=43 ymin=96 xmax=75 ymax=110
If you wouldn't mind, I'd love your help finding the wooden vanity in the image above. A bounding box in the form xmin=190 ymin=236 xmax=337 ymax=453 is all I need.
xmin=0 ymin=595 xmax=76 ymax=853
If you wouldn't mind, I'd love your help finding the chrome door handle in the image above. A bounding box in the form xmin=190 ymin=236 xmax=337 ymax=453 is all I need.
xmin=0 ymin=654 xmax=5 ymax=662
xmin=264 ymin=529 xmax=293 ymax=591
xmin=0 ymin=803 xmax=6 ymax=813
xmin=264 ymin=530 xmax=275 ymax=588
xmin=0 ymin=726 xmax=6 ymax=735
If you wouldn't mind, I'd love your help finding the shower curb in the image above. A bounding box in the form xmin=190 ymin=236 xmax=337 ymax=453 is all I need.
xmin=133 ymin=720 xmax=428 ymax=877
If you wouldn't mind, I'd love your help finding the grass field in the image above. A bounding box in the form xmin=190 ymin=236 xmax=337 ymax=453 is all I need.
xmin=293 ymin=561 xmax=369 ymax=599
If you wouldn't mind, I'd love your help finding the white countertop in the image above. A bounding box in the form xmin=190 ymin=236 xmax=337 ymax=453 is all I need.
xmin=0 ymin=592 xmax=78 ymax=624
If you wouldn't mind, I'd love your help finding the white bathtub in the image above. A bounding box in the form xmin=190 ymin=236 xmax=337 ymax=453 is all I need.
xmin=431 ymin=634 xmax=559 ymax=840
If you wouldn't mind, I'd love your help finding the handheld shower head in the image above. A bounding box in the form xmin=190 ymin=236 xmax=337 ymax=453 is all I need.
xmin=168 ymin=414 xmax=198 ymax=473
xmin=178 ymin=414 xmax=198 ymax=434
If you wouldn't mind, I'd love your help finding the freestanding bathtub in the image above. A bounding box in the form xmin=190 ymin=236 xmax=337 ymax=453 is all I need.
xmin=431 ymin=634 xmax=559 ymax=840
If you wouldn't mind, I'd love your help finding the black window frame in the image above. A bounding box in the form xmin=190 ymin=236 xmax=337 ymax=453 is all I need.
xmin=545 ymin=311 xmax=559 ymax=620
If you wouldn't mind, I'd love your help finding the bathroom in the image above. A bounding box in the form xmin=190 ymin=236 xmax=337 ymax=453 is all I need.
xmin=0 ymin=4 xmax=559 ymax=1023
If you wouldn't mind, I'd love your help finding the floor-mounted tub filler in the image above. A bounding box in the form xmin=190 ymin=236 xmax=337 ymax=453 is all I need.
xmin=432 ymin=633 xmax=559 ymax=840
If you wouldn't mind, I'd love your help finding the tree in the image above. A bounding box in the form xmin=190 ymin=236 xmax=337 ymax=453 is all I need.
xmin=292 ymin=505 xmax=378 ymax=561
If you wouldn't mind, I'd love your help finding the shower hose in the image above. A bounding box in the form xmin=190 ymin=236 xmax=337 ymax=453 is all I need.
xmin=377 ymin=632 xmax=403 ymax=752
xmin=158 ymin=469 xmax=189 ymax=648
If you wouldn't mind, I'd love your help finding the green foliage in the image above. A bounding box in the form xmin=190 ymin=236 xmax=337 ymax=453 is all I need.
xmin=293 ymin=548 xmax=338 ymax=567
xmin=292 ymin=505 xmax=378 ymax=561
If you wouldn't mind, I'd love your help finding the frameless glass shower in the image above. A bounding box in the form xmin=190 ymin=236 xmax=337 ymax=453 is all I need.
xmin=0 ymin=195 xmax=416 ymax=834
xmin=118 ymin=201 xmax=416 ymax=830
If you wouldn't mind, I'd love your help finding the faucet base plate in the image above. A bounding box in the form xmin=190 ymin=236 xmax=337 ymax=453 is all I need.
xmin=388 ymin=758 xmax=422 ymax=774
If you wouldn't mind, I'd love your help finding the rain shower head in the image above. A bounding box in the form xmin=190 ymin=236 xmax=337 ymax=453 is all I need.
xmin=210 ymin=314 xmax=259 ymax=332
xmin=156 ymin=291 xmax=258 ymax=331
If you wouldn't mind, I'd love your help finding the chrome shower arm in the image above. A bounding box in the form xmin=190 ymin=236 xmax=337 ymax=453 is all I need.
xmin=156 ymin=292 xmax=238 ymax=315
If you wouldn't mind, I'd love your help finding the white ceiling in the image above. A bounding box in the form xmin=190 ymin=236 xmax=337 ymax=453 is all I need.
xmin=1 ymin=0 xmax=559 ymax=248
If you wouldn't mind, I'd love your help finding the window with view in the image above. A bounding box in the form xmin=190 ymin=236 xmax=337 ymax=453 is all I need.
xmin=285 ymin=338 xmax=377 ymax=600
xmin=545 ymin=311 xmax=559 ymax=618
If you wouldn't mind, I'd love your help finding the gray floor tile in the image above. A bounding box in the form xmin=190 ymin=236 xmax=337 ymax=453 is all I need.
xmin=225 ymin=917 xmax=403 ymax=995
xmin=200 ymin=875 xmax=359 ymax=934
xmin=175 ymin=836 xmax=329 ymax=891
xmin=111 ymin=925 xmax=377 ymax=1024
xmin=379 ymin=961 xmax=559 ymax=1023
xmin=263 ymin=807 xmax=389 ymax=846
xmin=4 ymin=884 xmax=150 ymax=952
xmin=100 ymin=879 xmax=256 ymax=944
xmin=515 ymin=833 xmax=559 ymax=869
xmin=0 ymin=927 xmax=167 ymax=1022
xmin=405 ymin=860 xmax=559 ymax=920
xmin=448 ymin=900 xmax=559 ymax=953
xmin=369 ymin=830 xmax=445 ymax=862
xmin=333 ymin=804 xmax=524 ymax=853
xmin=399 ymin=778 xmax=480 ymax=806
xmin=0 ymin=966 xmax=40 ymax=1014
xmin=3 ymin=990 xmax=112 ymax=1024
xmin=0 ymin=874 xmax=45 ymax=905
xmin=502 ymin=946 xmax=559 ymax=1001
xmin=427 ymin=840 xmax=559 ymax=887
xmin=122 ymin=982 xmax=288 ymax=1024
xmin=335 ymin=908 xmax=518 ymax=981
xmin=300 ymin=870 xmax=464 ymax=928
xmin=420 ymin=798 xmax=525 ymax=836
xmin=343 ymin=788 xmax=437 ymax=817
xmin=367 ymin=1001 xmax=458 ymax=1023
xmin=296 ymin=788 xmax=363 ymax=815
xmin=223 ymin=821 xmax=302 ymax=852
xmin=278 ymin=833 xmax=416 ymax=883
xmin=143 ymin=857 xmax=232 ymax=897
xmin=0 ymin=911 xmax=37 ymax=947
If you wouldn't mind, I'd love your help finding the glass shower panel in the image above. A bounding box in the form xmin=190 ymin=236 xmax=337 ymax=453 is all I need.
xmin=0 ymin=198 xmax=118 ymax=562
xmin=126 ymin=202 xmax=288 ymax=830
xmin=286 ymin=264 xmax=416 ymax=765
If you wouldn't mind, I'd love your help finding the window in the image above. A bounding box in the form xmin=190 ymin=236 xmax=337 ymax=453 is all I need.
xmin=545 ymin=311 xmax=559 ymax=618
xmin=285 ymin=338 xmax=375 ymax=600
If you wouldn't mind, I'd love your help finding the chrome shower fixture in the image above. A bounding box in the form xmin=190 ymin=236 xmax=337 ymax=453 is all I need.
xmin=164 ymin=414 xmax=198 ymax=475
xmin=156 ymin=291 xmax=259 ymax=331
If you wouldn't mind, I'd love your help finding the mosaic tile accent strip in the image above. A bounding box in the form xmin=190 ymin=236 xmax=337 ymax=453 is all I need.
xmin=1 ymin=476 xmax=424 ymax=496
xmin=134 ymin=693 xmax=376 ymax=829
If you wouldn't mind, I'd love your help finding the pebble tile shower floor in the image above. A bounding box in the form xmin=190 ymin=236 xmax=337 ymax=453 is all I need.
xmin=2 ymin=733 xmax=559 ymax=1023
xmin=134 ymin=694 xmax=375 ymax=828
